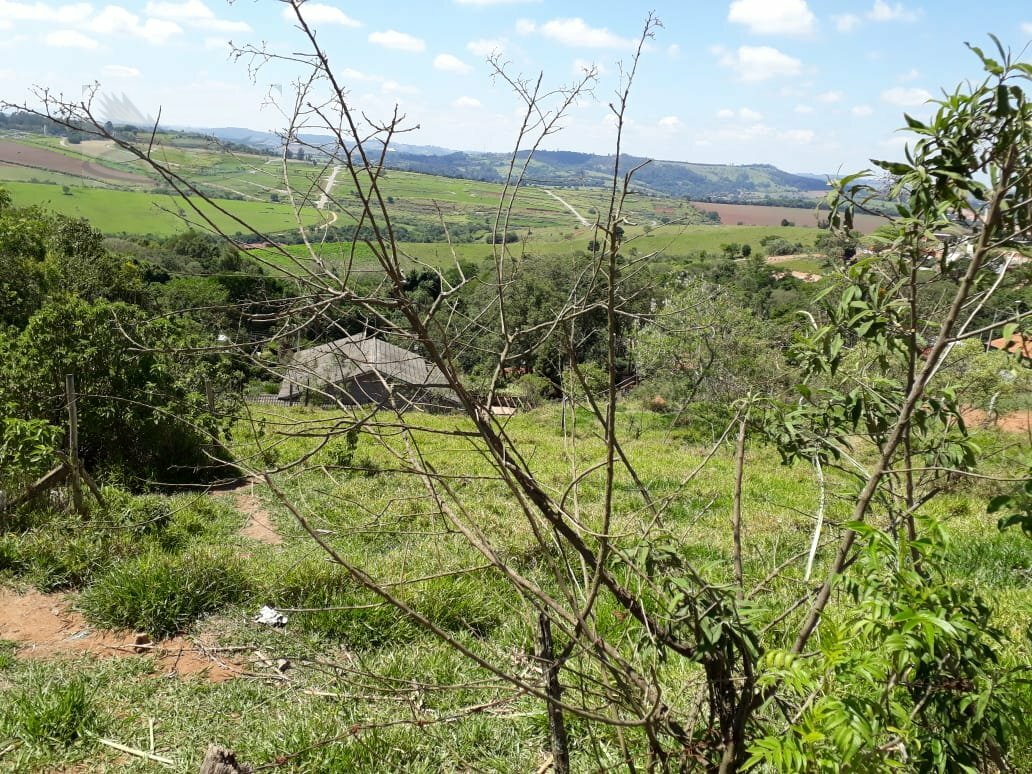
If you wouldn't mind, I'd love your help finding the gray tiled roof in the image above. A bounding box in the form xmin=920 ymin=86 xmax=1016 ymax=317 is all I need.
xmin=277 ymin=334 xmax=449 ymax=400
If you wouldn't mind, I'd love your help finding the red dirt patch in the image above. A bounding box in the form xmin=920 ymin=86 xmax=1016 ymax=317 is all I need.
xmin=213 ymin=480 xmax=283 ymax=545
xmin=0 ymin=140 xmax=151 ymax=185
xmin=0 ymin=587 xmax=239 ymax=681
xmin=690 ymin=201 xmax=885 ymax=234
xmin=960 ymin=408 xmax=1032 ymax=435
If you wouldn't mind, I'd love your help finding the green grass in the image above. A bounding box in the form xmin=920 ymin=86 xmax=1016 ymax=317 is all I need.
xmin=2 ymin=674 xmax=102 ymax=751
xmin=80 ymin=546 xmax=250 ymax=638
xmin=1 ymin=180 xmax=331 ymax=235
xmin=0 ymin=403 xmax=1028 ymax=771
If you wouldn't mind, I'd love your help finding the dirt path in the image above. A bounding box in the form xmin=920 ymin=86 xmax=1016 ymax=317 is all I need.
xmin=0 ymin=587 xmax=239 ymax=681
xmin=543 ymin=189 xmax=590 ymax=227
xmin=316 ymin=163 xmax=342 ymax=210
xmin=212 ymin=479 xmax=283 ymax=545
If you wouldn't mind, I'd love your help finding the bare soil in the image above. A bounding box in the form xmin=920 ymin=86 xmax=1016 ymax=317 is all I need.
xmin=690 ymin=201 xmax=885 ymax=234
xmin=962 ymin=408 xmax=1032 ymax=435
xmin=0 ymin=587 xmax=239 ymax=681
xmin=0 ymin=140 xmax=151 ymax=185
xmin=213 ymin=480 xmax=283 ymax=545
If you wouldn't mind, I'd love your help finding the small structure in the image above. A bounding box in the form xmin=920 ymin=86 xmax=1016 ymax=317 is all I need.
xmin=277 ymin=334 xmax=458 ymax=410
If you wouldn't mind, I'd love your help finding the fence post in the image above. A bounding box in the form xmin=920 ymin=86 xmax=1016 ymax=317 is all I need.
xmin=65 ymin=374 xmax=86 ymax=515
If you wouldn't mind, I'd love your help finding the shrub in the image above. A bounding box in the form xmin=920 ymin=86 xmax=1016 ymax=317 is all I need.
xmin=81 ymin=546 xmax=249 ymax=637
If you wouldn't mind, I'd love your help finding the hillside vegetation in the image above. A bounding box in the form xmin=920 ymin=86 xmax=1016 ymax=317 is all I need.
xmin=0 ymin=23 xmax=1030 ymax=774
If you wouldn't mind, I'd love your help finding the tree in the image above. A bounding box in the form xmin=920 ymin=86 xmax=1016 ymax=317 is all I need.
xmin=0 ymin=297 xmax=237 ymax=486
xmin=13 ymin=17 xmax=1032 ymax=771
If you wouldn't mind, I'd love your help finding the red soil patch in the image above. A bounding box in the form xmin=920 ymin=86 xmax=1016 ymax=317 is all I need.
xmin=0 ymin=587 xmax=239 ymax=681
xmin=960 ymin=408 xmax=1032 ymax=435
xmin=0 ymin=140 xmax=151 ymax=185
xmin=690 ymin=201 xmax=885 ymax=234
xmin=213 ymin=480 xmax=283 ymax=545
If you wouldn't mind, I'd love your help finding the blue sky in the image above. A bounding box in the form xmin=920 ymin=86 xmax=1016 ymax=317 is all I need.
xmin=1 ymin=0 xmax=1030 ymax=173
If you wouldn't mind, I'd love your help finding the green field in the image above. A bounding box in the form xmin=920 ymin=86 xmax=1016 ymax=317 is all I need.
xmin=1 ymin=181 xmax=331 ymax=236
xmin=1 ymin=134 xmax=832 ymax=248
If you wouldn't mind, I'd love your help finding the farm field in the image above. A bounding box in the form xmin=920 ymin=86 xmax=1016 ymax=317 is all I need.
xmin=248 ymin=223 xmax=823 ymax=278
xmin=0 ymin=140 xmax=153 ymax=186
xmin=690 ymin=200 xmax=886 ymax=233
xmin=0 ymin=181 xmax=331 ymax=236
xmin=1 ymin=134 xmax=841 ymax=244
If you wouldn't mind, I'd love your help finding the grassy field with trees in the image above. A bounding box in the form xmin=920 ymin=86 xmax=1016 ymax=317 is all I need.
xmin=0 ymin=10 xmax=1030 ymax=773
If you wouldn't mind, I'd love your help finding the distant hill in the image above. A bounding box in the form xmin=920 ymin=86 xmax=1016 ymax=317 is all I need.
xmin=200 ymin=127 xmax=828 ymax=201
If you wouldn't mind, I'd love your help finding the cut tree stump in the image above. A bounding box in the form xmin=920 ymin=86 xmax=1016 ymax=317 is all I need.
xmin=199 ymin=745 xmax=251 ymax=774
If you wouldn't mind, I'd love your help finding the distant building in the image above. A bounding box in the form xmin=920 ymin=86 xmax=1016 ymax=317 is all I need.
xmin=277 ymin=334 xmax=458 ymax=409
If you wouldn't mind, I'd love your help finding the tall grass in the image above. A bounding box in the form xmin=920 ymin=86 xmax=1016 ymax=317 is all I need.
xmin=80 ymin=546 xmax=249 ymax=637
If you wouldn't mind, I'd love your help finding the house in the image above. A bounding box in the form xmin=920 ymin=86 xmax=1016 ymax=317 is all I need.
xmin=277 ymin=334 xmax=458 ymax=409
xmin=988 ymin=332 xmax=1032 ymax=362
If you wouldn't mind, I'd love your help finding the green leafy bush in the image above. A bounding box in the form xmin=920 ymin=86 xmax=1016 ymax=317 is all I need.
xmin=0 ymin=416 xmax=60 ymax=495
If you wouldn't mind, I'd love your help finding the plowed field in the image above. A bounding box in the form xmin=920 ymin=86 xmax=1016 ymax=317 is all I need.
xmin=0 ymin=140 xmax=151 ymax=185
xmin=690 ymin=201 xmax=885 ymax=234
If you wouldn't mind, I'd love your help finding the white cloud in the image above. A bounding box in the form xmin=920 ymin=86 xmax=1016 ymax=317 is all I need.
xmin=203 ymin=36 xmax=228 ymax=50
xmin=341 ymin=67 xmax=379 ymax=82
xmin=833 ymin=13 xmax=861 ymax=32
xmin=515 ymin=18 xmax=536 ymax=34
xmin=381 ymin=80 xmax=418 ymax=95
xmin=780 ymin=128 xmax=815 ymax=143
xmin=728 ymin=0 xmax=815 ymax=36
xmin=283 ymin=3 xmax=361 ymax=27
xmin=0 ymin=18 xmax=10 ymax=29
xmin=539 ymin=18 xmax=635 ymax=48
xmin=881 ymin=86 xmax=932 ymax=106
xmin=717 ymin=107 xmax=763 ymax=121
xmin=467 ymin=38 xmax=505 ymax=56
xmin=898 ymin=67 xmax=921 ymax=81
xmin=658 ymin=115 xmax=682 ymax=129
xmin=368 ymin=29 xmax=425 ymax=52
xmin=716 ymin=45 xmax=803 ymax=81
xmin=1021 ymin=22 xmax=1032 ymax=36
xmin=146 ymin=0 xmax=250 ymax=32
xmin=0 ymin=1 xmax=92 ymax=23
xmin=816 ymin=90 xmax=843 ymax=103
xmin=667 ymin=43 xmax=681 ymax=58
xmin=852 ymin=104 xmax=874 ymax=116
xmin=103 ymin=64 xmax=140 ymax=77
xmin=712 ymin=122 xmax=773 ymax=142
xmin=868 ymin=1 xmax=919 ymax=23
xmin=87 ymin=7 xmax=182 ymax=44
xmin=45 ymin=29 xmax=98 ymax=49
xmin=434 ymin=53 xmax=471 ymax=74
xmin=794 ymin=104 xmax=813 ymax=113
xmin=452 ymin=96 xmax=481 ymax=108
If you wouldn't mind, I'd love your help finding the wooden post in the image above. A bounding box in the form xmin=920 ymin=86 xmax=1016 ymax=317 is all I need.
xmin=65 ymin=374 xmax=86 ymax=515
xmin=199 ymin=744 xmax=249 ymax=773
xmin=539 ymin=611 xmax=570 ymax=774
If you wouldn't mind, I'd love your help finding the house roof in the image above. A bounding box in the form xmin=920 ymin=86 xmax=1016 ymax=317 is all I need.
xmin=989 ymin=332 xmax=1032 ymax=360
xmin=278 ymin=334 xmax=451 ymax=400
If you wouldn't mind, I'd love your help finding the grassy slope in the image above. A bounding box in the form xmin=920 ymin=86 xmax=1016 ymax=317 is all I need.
xmin=1 ymin=181 xmax=331 ymax=236
xmin=1 ymin=406 xmax=1028 ymax=771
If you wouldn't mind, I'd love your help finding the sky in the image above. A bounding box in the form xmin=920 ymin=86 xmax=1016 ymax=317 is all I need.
xmin=1 ymin=0 xmax=1030 ymax=173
